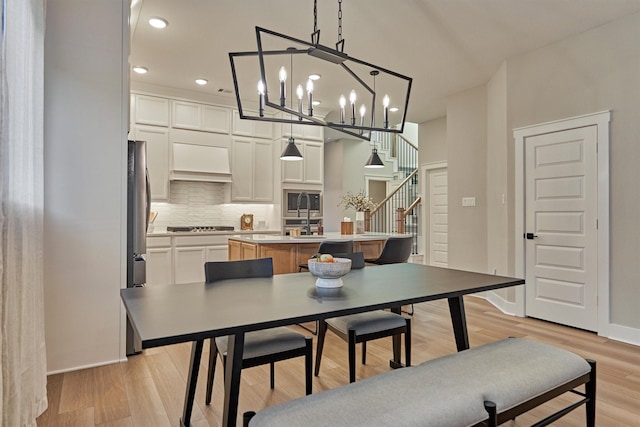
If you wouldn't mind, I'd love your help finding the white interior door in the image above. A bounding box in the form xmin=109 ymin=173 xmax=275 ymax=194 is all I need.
xmin=429 ymin=170 xmax=448 ymax=267
xmin=524 ymin=126 xmax=598 ymax=331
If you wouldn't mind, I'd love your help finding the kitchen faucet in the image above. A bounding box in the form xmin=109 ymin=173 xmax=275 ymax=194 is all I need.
xmin=296 ymin=192 xmax=311 ymax=236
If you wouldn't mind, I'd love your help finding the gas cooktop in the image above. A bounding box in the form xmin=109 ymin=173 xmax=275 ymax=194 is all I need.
xmin=166 ymin=226 xmax=235 ymax=232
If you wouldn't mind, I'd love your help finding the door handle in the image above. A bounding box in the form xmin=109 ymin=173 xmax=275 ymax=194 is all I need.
xmin=524 ymin=233 xmax=538 ymax=240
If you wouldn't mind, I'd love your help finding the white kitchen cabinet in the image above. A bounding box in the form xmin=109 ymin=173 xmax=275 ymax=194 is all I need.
xmin=206 ymin=245 xmax=228 ymax=262
xmin=281 ymin=122 xmax=323 ymax=141
xmin=231 ymin=137 xmax=274 ymax=202
xmin=146 ymin=247 xmax=173 ymax=286
xmin=171 ymin=100 xmax=230 ymax=134
xmin=281 ymin=139 xmax=324 ymax=185
xmin=232 ymin=110 xmax=273 ymax=139
xmin=146 ymin=236 xmax=173 ymax=286
xmin=134 ymin=94 xmax=169 ymax=126
xmin=202 ymin=105 xmax=230 ymax=133
xmin=134 ymin=125 xmax=170 ymax=200
xmin=303 ymin=140 xmax=324 ymax=184
xmin=171 ymin=100 xmax=201 ymax=130
xmin=173 ymin=235 xmax=230 ymax=284
xmin=174 ymin=246 xmax=206 ymax=284
xmin=302 ymin=124 xmax=324 ymax=141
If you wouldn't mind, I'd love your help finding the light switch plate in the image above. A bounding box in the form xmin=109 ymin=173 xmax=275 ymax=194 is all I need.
xmin=462 ymin=197 xmax=476 ymax=207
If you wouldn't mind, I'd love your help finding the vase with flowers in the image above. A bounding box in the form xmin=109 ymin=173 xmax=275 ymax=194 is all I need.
xmin=338 ymin=190 xmax=376 ymax=233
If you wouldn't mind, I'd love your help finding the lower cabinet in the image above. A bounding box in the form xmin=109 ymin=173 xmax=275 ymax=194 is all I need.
xmin=146 ymin=238 xmax=173 ymax=286
xmin=149 ymin=233 xmax=280 ymax=285
xmin=174 ymin=246 xmax=207 ymax=285
xmin=174 ymin=235 xmax=231 ymax=284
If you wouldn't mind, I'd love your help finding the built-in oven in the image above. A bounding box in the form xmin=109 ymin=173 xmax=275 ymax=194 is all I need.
xmin=283 ymin=190 xmax=322 ymax=235
xmin=284 ymin=190 xmax=322 ymax=216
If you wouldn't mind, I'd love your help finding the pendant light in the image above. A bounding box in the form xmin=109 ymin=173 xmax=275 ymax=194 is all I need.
xmin=364 ymin=71 xmax=384 ymax=168
xmin=365 ymin=147 xmax=384 ymax=168
xmin=280 ymin=50 xmax=303 ymax=161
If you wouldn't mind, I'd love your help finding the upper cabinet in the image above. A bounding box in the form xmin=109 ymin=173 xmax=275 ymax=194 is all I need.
xmin=171 ymin=100 xmax=230 ymax=133
xmin=231 ymin=137 xmax=273 ymax=202
xmin=280 ymin=121 xmax=324 ymax=141
xmin=132 ymin=125 xmax=170 ymax=200
xmin=232 ymin=110 xmax=273 ymax=139
xmin=134 ymin=95 xmax=169 ymax=127
xmin=281 ymin=139 xmax=323 ymax=186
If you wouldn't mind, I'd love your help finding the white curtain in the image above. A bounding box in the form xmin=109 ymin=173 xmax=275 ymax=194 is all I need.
xmin=0 ymin=0 xmax=48 ymax=425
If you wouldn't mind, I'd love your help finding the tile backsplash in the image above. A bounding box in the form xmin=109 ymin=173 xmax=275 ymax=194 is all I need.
xmin=150 ymin=181 xmax=278 ymax=231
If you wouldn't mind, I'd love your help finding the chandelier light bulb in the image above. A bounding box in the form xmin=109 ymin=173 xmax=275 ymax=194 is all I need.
xmin=349 ymin=90 xmax=357 ymax=125
xmin=359 ymin=104 xmax=367 ymax=131
xmin=257 ymin=80 xmax=265 ymax=117
xmin=383 ymin=94 xmax=390 ymax=128
xmin=306 ymin=79 xmax=314 ymax=116
xmin=279 ymin=66 xmax=287 ymax=106
xmin=339 ymin=95 xmax=347 ymax=124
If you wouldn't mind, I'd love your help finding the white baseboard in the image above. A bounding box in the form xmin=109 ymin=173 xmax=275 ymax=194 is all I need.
xmin=484 ymin=291 xmax=522 ymax=317
xmin=482 ymin=294 xmax=640 ymax=347
xmin=605 ymin=323 xmax=640 ymax=347
xmin=47 ymin=357 xmax=127 ymax=376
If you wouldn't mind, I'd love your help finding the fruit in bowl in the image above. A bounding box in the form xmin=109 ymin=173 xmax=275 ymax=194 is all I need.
xmin=307 ymin=255 xmax=352 ymax=288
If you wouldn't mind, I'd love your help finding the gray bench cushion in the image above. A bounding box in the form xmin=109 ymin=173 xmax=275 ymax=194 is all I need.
xmin=249 ymin=338 xmax=591 ymax=427
xmin=326 ymin=310 xmax=407 ymax=335
xmin=215 ymin=327 xmax=307 ymax=359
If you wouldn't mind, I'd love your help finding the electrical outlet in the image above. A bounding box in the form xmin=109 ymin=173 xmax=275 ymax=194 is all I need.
xmin=462 ymin=197 xmax=476 ymax=207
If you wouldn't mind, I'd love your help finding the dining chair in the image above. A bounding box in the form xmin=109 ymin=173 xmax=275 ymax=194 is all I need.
xmin=365 ymin=235 xmax=416 ymax=314
xmin=298 ymin=240 xmax=354 ymax=271
xmin=314 ymin=253 xmax=411 ymax=383
xmin=204 ymin=258 xmax=312 ymax=406
xmin=364 ymin=235 xmax=413 ymax=265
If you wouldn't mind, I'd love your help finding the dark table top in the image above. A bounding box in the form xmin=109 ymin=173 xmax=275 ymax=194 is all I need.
xmin=120 ymin=263 xmax=524 ymax=349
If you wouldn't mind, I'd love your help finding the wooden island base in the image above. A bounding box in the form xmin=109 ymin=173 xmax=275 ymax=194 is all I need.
xmin=228 ymin=234 xmax=391 ymax=274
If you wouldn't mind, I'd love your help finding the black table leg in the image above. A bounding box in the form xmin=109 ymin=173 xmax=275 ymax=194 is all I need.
xmin=180 ymin=339 xmax=204 ymax=427
xmin=448 ymin=296 xmax=469 ymax=351
xmin=222 ymin=332 xmax=245 ymax=427
xmin=389 ymin=306 xmax=403 ymax=368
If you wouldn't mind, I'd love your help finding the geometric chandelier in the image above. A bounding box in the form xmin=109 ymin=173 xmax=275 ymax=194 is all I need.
xmin=229 ymin=0 xmax=412 ymax=143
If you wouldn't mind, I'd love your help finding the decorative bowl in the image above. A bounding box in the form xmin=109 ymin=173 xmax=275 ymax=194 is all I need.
xmin=307 ymin=257 xmax=352 ymax=288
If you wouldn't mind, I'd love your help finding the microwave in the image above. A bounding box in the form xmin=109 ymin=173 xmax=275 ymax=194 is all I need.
xmin=284 ymin=190 xmax=322 ymax=216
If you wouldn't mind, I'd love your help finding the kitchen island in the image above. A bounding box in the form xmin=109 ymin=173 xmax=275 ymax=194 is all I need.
xmin=228 ymin=233 xmax=407 ymax=274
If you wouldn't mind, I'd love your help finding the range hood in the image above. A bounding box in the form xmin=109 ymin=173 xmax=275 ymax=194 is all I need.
xmin=170 ymin=142 xmax=232 ymax=183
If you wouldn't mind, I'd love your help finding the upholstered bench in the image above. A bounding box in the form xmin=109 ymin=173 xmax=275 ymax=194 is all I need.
xmin=244 ymin=338 xmax=596 ymax=427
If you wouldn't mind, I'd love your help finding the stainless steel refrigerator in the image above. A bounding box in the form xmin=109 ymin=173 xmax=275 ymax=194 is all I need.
xmin=126 ymin=140 xmax=150 ymax=355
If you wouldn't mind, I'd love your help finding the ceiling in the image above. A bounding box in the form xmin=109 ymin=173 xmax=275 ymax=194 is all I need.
xmin=130 ymin=0 xmax=640 ymax=124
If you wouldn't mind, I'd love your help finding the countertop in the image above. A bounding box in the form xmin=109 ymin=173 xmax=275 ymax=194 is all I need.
xmin=227 ymin=232 xmax=409 ymax=244
xmin=147 ymin=229 xmax=280 ymax=237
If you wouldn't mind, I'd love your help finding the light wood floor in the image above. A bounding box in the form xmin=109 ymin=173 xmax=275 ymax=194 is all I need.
xmin=37 ymin=297 xmax=640 ymax=427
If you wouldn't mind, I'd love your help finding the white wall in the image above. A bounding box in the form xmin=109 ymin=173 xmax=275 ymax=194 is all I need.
xmin=505 ymin=12 xmax=640 ymax=329
xmin=485 ymin=62 xmax=511 ymax=299
xmin=43 ymin=0 xmax=128 ymax=372
xmin=446 ymin=86 xmax=488 ymax=273
xmin=418 ymin=117 xmax=447 ymax=165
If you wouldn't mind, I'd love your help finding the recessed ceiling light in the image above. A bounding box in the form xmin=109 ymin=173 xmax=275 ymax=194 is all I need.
xmin=132 ymin=66 xmax=148 ymax=74
xmin=312 ymin=100 xmax=321 ymax=106
xmin=148 ymin=17 xmax=168 ymax=29
xmin=390 ymin=107 xmax=399 ymax=112
xmin=308 ymin=74 xmax=321 ymax=81
xmin=195 ymin=78 xmax=208 ymax=85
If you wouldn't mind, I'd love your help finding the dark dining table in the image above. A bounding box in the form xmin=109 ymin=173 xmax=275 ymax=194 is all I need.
xmin=120 ymin=262 xmax=524 ymax=427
